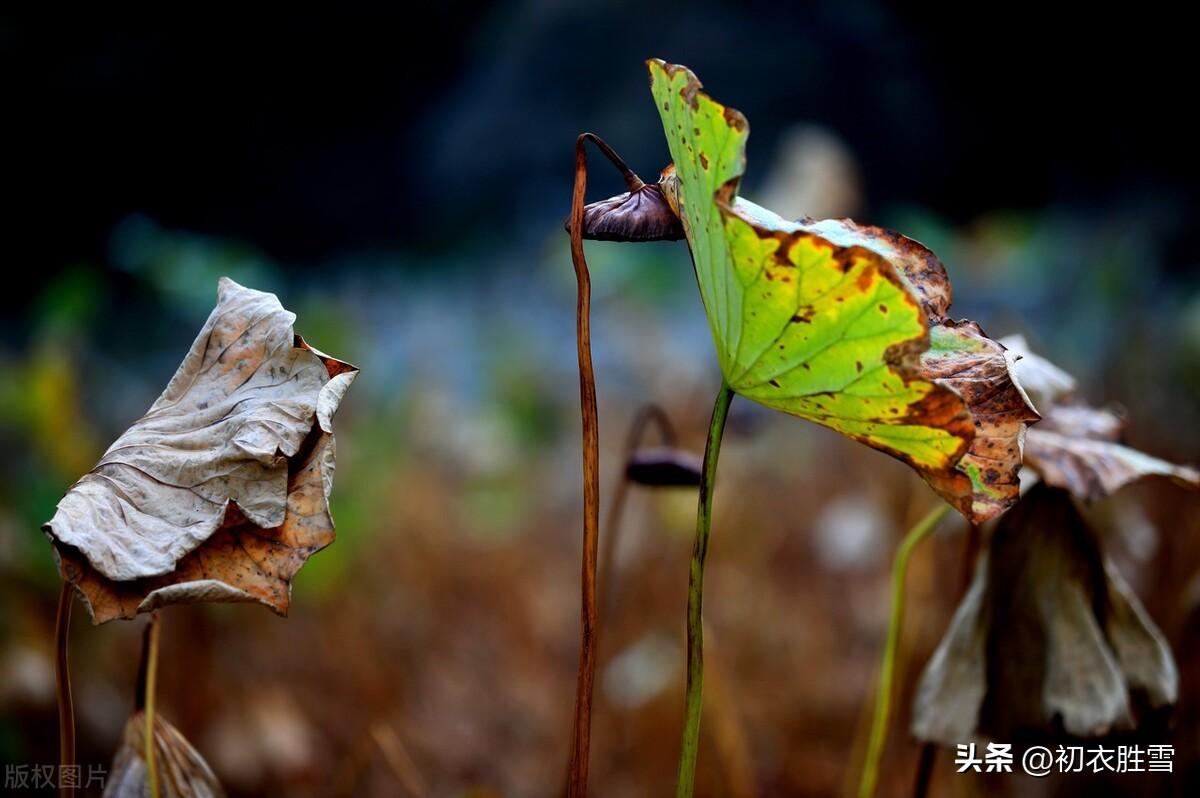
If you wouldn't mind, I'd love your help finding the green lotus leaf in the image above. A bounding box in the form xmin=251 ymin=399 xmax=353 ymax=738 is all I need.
xmin=648 ymin=59 xmax=1037 ymax=521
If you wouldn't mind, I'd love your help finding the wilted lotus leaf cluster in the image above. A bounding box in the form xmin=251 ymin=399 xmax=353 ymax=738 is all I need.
xmin=913 ymin=484 xmax=1178 ymax=741
xmin=638 ymin=59 xmax=1037 ymax=524
xmin=914 ymin=340 xmax=1196 ymax=743
xmin=43 ymin=278 xmax=357 ymax=623
xmin=1002 ymin=334 xmax=1199 ymax=500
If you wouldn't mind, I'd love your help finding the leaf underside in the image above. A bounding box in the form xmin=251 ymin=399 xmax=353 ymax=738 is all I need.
xmin=648 ymin=59 xmax=1035 ymax=522
xmin=45 ymin=278 xmax=357 ymax=623
xmin=912 ymin=485 xmax=1177 ymax=743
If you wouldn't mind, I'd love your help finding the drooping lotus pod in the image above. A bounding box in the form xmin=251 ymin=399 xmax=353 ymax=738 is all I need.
xmin=912 ymin=484 xmax=1177 ymax=742
xmin=43 ymin=278 xmax=358 ymax=623
xmin=642 ymin=59 xmax=1037 ymax=523
xmin=572 ymin=178 xmax=685 ymax=243
xmin=104 ymin=712 xmax=225 ymax=798
xmin=625 ymin=447 xmax=703 ymax=487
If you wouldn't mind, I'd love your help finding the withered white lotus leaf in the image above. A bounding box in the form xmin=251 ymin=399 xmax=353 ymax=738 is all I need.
xmin=1035 ymin=403 xmax=1124 ymax=441
xmin=997 ymin=336 xmax=1198 ymax=500
xmin=912 ymin=485 xmax=1177 ymax=743
xmin=908 ymin=551 xmax=988 ymax=743
xmin=1026 ymin=404 xmax=1199 ymax=501
xmin=798 ymin=218 xmax=1040 ymax=523
xmin=104 ymin=712 xmax=225 ymax=798
xmin=43 ymin=278 xmax=357 ymax=623
xmin=998 ymin=334 xmax=1077 ymax=412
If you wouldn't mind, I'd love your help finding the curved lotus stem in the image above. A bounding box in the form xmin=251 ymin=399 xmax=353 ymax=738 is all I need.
xmin=858 ymin=503 xmax=950 ymax=798
xmin=598 ymin=404 xmax=678 ymax=611
xmin=566 ymin=132 xmax=650 ymax=797
xmin=55 ymin=582 xmax=74 ymax=798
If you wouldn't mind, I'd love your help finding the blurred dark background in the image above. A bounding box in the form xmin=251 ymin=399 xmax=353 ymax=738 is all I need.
xmin=2 ymin=6 xmax=1198 ymax=797
xmin=6 ymin=6 xmax=1199 ymax=287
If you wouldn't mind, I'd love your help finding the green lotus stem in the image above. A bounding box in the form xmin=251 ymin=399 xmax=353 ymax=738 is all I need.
xmin=676 ymin=382 xmax=735 ymax=798
xmin=144 ymin=612 xmax=162 ymax=798
xmin=55 ymin=582 xmax=74 ymax=798
xmin=857 ymin=503 xmax=951 ymax=798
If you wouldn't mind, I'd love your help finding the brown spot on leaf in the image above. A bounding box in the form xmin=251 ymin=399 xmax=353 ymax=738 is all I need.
xmin=855 ymin=266 xmax=875 ymax=292
xmin=791 ymin=305 xmax=815 ymax=324
xmin=723 ymin=106 xmax=747 ymax=131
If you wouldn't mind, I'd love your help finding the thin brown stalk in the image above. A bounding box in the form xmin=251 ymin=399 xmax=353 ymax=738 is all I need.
xmin=370 ymin=722 xmax=428 ymax=798
xmin=144 ymin=612 xmax=162 ymax=798
xmin=565 ymin=130 xmax=601 ymax=798
xmin=957 ymin=523 xmax=982 ymax=595
xmin=911 ymin=743 xmax=936 ymax=798
xmin=566 ymin=132 xmax=650 ymax=796
xmin=55 ymin=582 xmax=75 ymax=798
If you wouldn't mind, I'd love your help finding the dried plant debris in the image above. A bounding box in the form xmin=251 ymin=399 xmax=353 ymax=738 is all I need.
xmin=44 ymin=278 xmax=357 ymax=623
xmin=999 ymin=336 xmax=1198 ymax=500
xmin=1026 ymin=404 xmax=1199 ymax=501
xmin=912 ymin=485 xmax=1177 ymax=743
xmin=647 ymin=59 xmax=1037 ymax=524
xmin=105 ymin=712 xmax=225 ymax=798
xmin=999 ymin=334 xmax=1077 ymax=412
